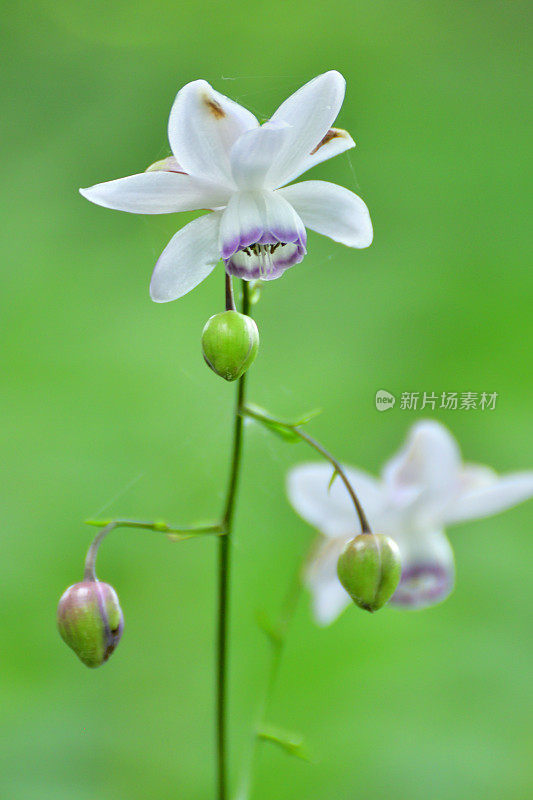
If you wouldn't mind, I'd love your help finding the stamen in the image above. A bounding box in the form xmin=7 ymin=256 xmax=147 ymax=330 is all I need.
xmin=239 ymin=242 xmax=284 ymax=278
xmin=240 ymin=241 xmax=286 ymax=263
xmin=225 ymin=237 xmax=305 ymax=281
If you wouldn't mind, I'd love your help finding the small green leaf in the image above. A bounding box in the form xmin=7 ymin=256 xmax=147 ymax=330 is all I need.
xmin=245 ymin=404 xmax=300 ymax=443
xmin=264 ymin=422 xmax=302 ymax=443
xmin=291 ymin=408 xmax=322 ymax=426
xmin=166 ymin=533 xmax=194 ymax=542
xmin=244 ymin=403 xmax=321 ymax=443
xmin=166 ymin=524 xmax=222 ymax=542
xmin=255 ymin=609 xmax=282 ymax=646
xmin=328 ymin=469 xmax=339 ymax=491
xmin=257 ymin=724 xmax=309 ymax=761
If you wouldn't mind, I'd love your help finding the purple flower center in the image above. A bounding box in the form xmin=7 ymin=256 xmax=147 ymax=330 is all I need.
xmin=224 ymin=239 xmax=306 ymax=281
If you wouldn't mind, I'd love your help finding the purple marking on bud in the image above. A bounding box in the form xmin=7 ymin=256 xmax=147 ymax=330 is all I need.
xmin=94 ymin=580 xmax=124 ymax=660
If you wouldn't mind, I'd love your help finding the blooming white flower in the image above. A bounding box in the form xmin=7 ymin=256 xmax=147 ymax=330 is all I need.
xmin=287 ymin=421 xmax=533 ymax=624
xmin=80 ymin=72 xmax=372 ymax=302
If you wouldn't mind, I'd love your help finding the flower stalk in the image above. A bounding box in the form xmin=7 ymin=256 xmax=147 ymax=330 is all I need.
xmin=217 ymin=279 xmax=251 ymax=800
xmin=241 ymin=404 xmax=371 ymax=534
xmin=83 ymin=522 xmax=117 ymax=581
xmin=225 ymin=272 xmax=236 ymax=312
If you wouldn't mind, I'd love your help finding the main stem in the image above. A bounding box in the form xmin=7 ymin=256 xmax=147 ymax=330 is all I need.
xmin=217 ymin=279 xmax=250 ymax=800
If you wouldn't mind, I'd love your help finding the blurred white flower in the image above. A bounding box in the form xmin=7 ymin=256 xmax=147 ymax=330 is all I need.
xmin=287 ymin=421 xmax=533 ymax=624
xmin=80 ymin=72 xmax=372 ymax=302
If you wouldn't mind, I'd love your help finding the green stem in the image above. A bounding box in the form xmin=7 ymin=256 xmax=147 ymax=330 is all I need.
xmin=85 ymin=518 xmax=222 ymax=535
xmin=82 ymin=520 xmax=222 ymax=581
xmin=292 ymin=428 xmax=371 ymax=533
xmin=225 ymin=272 xmax=236 ymax=312
xmin=83 ymin=522 xmax=117 ymax=581
xmin=217 ymin=280 xmax=250 ymax=800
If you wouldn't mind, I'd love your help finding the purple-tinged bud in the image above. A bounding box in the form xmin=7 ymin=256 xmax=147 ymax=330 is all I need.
xmin=57 ymin=581 xmax=124 ymax=668
xmin=337 ymin=534 xmax=401 ymax=613
xmin=201 ymin=311 xmax=259 ymax=382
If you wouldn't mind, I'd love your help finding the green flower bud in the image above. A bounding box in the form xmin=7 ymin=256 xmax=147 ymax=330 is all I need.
xmin=337 ymin=534 xmax=401 ymax=613
xmin=201 ymin=311 xmax=259 ymax=382
xmin=57 ymin=581 xmax=124 ymax=668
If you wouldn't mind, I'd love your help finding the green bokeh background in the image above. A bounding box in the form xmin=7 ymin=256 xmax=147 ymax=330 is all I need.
xmin=2 ymin=1 xmax=532 ymax=798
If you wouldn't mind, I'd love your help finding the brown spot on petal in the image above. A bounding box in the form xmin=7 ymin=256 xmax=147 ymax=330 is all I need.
xmin=310 ymin=127 xmax=348 ymax=155
xmin=203 ymin=94 xmax=226 ymax=119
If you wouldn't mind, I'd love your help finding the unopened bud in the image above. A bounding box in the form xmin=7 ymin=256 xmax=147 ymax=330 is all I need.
xmin=201 ymin=311 xmax=259 ymax=382
xmin=57 ymin=581 xmax=124 ymax=668
xmin=337 ymin=534 xmax=401 ymax=613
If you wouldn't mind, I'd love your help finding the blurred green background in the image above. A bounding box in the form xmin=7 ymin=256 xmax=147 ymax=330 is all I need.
xmin=2 ymin=1 xmax=532 ymax=798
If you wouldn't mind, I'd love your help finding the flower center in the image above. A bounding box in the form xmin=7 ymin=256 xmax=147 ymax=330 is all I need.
xmin=239 ymin=242 xmax=285 ymax=278
xmin=241 ymin=243 xmax=282 ymax=256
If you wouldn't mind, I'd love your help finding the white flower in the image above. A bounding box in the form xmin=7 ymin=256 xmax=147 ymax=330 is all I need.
xmin=287 ymin=421 xmax=533 ymax=624
xmin=80 ymin=72 xmax=372 ymax=302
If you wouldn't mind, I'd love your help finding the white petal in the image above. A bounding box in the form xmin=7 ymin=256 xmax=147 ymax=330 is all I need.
xmin=389 ymin=528 xmax=455 ymax=610
xmin=286 ymin=462 xmax=385 ymax=539
xmin=443 ymin=470 xmax=533 ymax=525
xmin=230 ymin=122 xmax=292 ymax=190
xmin=262 ymin=191 xmax=306 ymax=246
xmin=219 ymin=190 xmax=306 ymax=260
xmin=456 ymin=463 xmax=498 ymax=492
xmin=80 ymin=171 xmax=231 ymax=214
xmin=306 ymin=538 xmax=352 ymax=625
xmin=268 ymin=71 xmax=347 ymax=187
xmin=149 ymin=212 xmax=221 ymax=303
xmin=278 ymin=180 xmax=373 ymax=248
xmin=382 ymin=421 xmax=462 ymax=517
xmin=281 ymin=127 xmax=355 ymax=185
xmin=168 ymin=79 xmax=258 ymax=186
xmin=312 ymin=581 xmax=352 ymax=626
xmin=219 ymin=192 xmax=264 ymax=258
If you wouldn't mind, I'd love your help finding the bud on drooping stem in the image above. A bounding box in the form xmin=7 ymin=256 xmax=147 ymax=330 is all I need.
xmin=57 ymin=581 xmax=124 ymax=667
xmin=201 ymin=311 xmax=259 ymax=382
xmin=337 ymin=533 xmax=401 ymax=612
